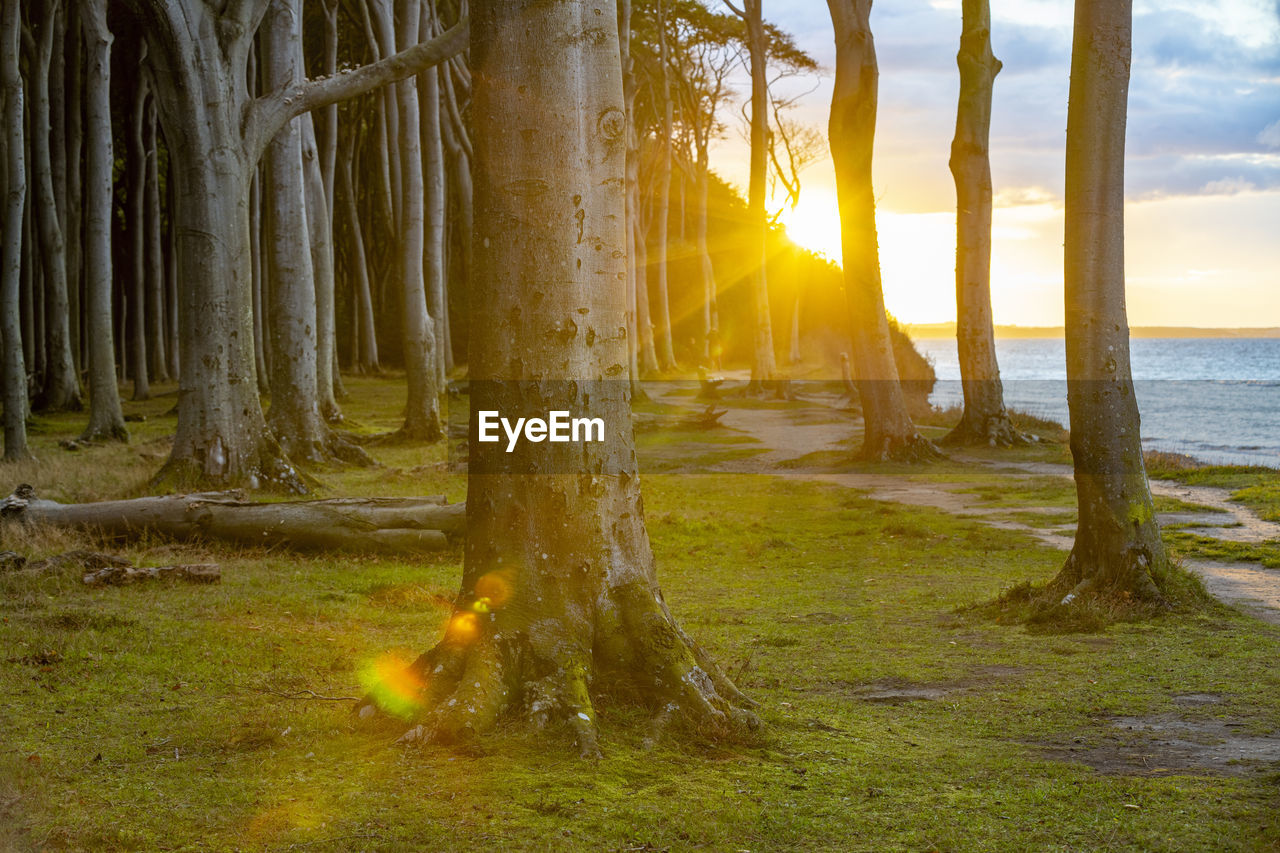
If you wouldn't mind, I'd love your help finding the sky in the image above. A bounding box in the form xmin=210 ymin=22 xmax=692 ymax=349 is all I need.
xmin=708 ymin=0 xmax=1280 ymax=327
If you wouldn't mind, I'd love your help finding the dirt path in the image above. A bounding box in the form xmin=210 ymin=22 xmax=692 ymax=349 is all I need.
xmin=678 ymin=390 xmax=1280 ymax=625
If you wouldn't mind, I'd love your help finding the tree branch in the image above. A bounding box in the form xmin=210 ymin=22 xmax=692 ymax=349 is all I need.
xmin=245 ymin=16 xmax=468 ymax=162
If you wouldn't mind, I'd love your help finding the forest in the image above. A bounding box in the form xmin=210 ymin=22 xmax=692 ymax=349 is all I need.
xmin=2 ymin=0 xmax=1279 ymax=849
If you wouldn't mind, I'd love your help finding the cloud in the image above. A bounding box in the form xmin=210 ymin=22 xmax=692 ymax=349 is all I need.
xmin=1260 ymin=119 xmax=1280 ymax=148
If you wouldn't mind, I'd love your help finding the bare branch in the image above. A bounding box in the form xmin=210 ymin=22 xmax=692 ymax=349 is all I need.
xmin=245 ymin=16 xmax=468 ymax=161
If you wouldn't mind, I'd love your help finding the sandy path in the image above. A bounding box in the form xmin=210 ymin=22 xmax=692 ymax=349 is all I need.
xmin=675 ymin=389 xmax=1280 ymax=625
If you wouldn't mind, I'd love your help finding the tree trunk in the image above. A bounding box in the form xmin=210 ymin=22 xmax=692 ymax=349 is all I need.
xmin=262 ymin=0 xmax=359 ymax=464
xmin=396 ymin=0 xmax=444 ymax=442
xmin=80 ymin=0 xmax=128 ymax=443
xmin=144 ymin=96 xmax=169 ymax=383
xmin=29 ymin=0 xmax=81 ymax=412
xmin=377 ymin=0 xmax=755 ymax=755
xmin=826 ymin=0 xmax=936 ymax=461
xmin=694 ymin=151 xmax=717 ymax=362
xmin=650 ymin=0 xmax=677 ymax=371
xmin=944 ymin=0 xmax=1022 ymax=448
xmin=1053 ymin=0 xmax=1168 ymax=604
xmin=340 ymin=140 xmax=380 ymax=372
xmin=3 ymin=485 xmax=462 ymax=555
xmin=64 ymin=2 xmax=83 ymax=379
xmin=127 ymin=73 xmax=150 ymax=401
xmin=1 ymin=0 xmax=31 ymax=461
xmin=419 ymin=54 xmax=448 ymax=389
xmin=743 ymin=0 xmax=777 ymax=387
xmin=250 ymin=167 xmax=269 ymax=395
xmin=301 ymin=113 xmax=341 ymax=422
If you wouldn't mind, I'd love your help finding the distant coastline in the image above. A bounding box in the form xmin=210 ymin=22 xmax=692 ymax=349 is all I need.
xmin=905 ymin=323 xmax=1280 ymax=340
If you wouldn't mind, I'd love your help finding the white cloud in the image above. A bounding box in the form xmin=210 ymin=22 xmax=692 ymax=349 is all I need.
xmin=1260 ymin=119 xmax=1280 ymax=148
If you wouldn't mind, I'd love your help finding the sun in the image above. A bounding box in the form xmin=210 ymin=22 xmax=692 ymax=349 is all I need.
xmin=777 ymin=187 xmax=845 ymax=262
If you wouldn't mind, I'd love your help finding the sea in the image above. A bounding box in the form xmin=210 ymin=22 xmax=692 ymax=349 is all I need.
xmin=915 ymin=337 xmax=1280 ymax=469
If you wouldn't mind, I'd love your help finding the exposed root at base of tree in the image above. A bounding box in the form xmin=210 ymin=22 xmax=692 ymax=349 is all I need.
xmin=357 ymin=583 xmax=760 ymax=759
xmin=274 ymin=428 xmax=375 ymax=469
xmin=150 ymin=445 xmax=309 ymax=495
xmin=941 ymin=413 xmax=1032 ymax=448
xmin=861 ymin=432 xmax=945 ymax=463
xmin=80 ymin=423 xmax=128 ymax=444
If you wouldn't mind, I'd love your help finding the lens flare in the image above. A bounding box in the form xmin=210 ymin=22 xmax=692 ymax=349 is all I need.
xmin=358 ymin=652 xmax=425 ymax=720
xmin=474 ymin=569 xmax=514 ymax=608
xmin=447 ymin=611 xmax=480 ymax=642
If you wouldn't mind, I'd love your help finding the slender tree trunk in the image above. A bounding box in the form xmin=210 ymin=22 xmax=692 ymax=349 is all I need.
xmin=64 ymin=3 xmax=83 ymax=378
xmin=419 ymin=52 xmax=448 ymax=388
xmin=301 ymin=113 xmax=342 ymax=422
xmin=340 ymin=140 xmax=380 ymax=372
xmin=381 ymin=0 xmax=755 ymax=754
xmin=694 ymin=151 xmax=717 ymax=361
xmin=144 ymin=96 xmax=169 ymax=383
xmin=1054 ymin=0 xmax=1168 ymax=604
xmin=1 ymin=0 xmax=31 ymax=460
xmin=128 ymin=75 xmax=150 ymax=401
xmin=80 ymin=0 xmax=127 ymax=442
xmin=650 ymin=0 xmax=677 ymax=371
xmin=262 ymin=0 xmax=357 ymax=462
xmin=743 ymin=0 xmax=776 ymax=387
xmin=944 ymin=0 xmax=1022 ymax=447
xmin=634 ymin=210 xmax=659 ymax=374
xmin=29 ymin=0 xmax=80 ymax=412
xmin=250 ymin=168 xmax=269 ymax=394
xmin=826 ymin=0 xmax=936 ymax=460
xmin=165 ymin=157 xmax=179 ymax=380
xmin=620 ymin=0 xmax=653 ymax=385
xmin=396 ymin=0 xmax=443 ymax=441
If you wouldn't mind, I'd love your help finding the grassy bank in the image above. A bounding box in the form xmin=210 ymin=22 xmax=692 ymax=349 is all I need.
xmin=2 ymin=378 xmax=1279 ymax=851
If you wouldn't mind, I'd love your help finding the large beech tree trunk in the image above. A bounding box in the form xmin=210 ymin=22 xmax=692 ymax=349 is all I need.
xmin=80 ymin=0 xmax=128 ymax=443
xmin=944 ymin=0 xmax=1022 ymax=448
xmin=1 ymin=0 xmax=31 ymax=461
xmin=826 ymin=0 xmax=936 ymax=461
xmin=301 ymin=114 xmax=342 ymax=423
xmin=1054 ymin=0 xmax=1169 ymax=603
xmin=2 ymin=485 xmax=462 ymax=555
xmin=373 ymin=0 xmax=755 ymax=756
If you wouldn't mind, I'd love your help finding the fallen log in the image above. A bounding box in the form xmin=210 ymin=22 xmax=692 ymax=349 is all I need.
xmin=0 ymin=485 xmax=465 ymax=555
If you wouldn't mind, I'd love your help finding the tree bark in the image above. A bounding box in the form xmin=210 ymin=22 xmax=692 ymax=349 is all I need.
xmin=649 ymin=0 xmax=678 ymax=371
xmin=1 ymin=0 xmax=31 ymax=461
xmin=301 ymin=113 xmax=341 ymax=422
xmin=339 ymin=138 xmax=380 ymax=373
xmin=80 ymin=0 xmax=128 ymax=443
xmin=1054 ymin=0 xmax=1169 ymax=604
xmin=63 ymin=3 xmax=83 ymax=378
xmin=143 ymin=95 xmax=169 ymax=383
xmin=29 ymin=0 xmax=81 ymax=413
xmin=395 ymin=0 xmax=444 ymax=442
xmin=419 ymin=49 xmax=448 ymax=389
xmin=944 ymin=0 xmax=1023 ymax=448
xmin=127 ymin=71 xmax=150 ymax=401
xmin=377 ymin=0 xmax=756 ymax=755
xmin=743 ymin=0 xmax=777 ymax=387
xmin=826 ymin=0 xmax=936 ymax=461
xmin=262 ymin=0 xmax=363 ymax=465
xmin=2 ymin=486 xmax=462 ymax=555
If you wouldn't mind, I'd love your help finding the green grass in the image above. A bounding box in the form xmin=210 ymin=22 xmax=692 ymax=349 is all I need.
xmin=3 ymin=378 xmax=1280 ymax=851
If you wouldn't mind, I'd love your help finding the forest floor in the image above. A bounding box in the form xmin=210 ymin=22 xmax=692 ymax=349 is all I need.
xmin=2 ymin=375 xmax=1280 ymax=851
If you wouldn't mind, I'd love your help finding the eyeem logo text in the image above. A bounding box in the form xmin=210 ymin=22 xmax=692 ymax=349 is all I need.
xmin=477 ymin=411 xmax=606 ymax=452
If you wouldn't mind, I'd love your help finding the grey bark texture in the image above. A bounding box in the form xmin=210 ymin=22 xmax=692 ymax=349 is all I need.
xmin=826 ymin=0 xmax=936 ymax=461
xmin=376 ymin=0 xmax=756 ymax=756
xmin=1055 ymin=0 xmax=1169 ymax=604
xmin=649 ymin=0 xmax=678 ymax=371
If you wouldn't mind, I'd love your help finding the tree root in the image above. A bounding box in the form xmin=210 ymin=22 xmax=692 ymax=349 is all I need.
xmin=862 ymin=432 xmax=945 ymax=463
xmin=941 ymin=412 xmax=1031 ymax=448
xmin=358 ymin=580 xmax=759 ymax=757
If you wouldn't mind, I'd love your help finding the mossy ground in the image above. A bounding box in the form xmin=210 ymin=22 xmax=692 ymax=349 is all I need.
xmin=2 ymin=377 xmax=1279 ymax=851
